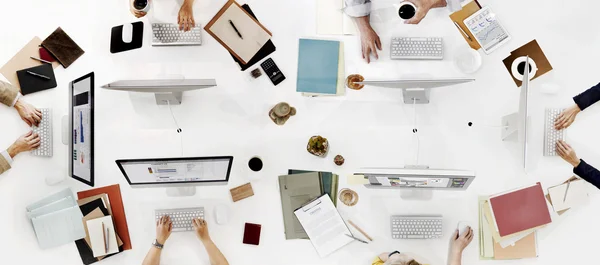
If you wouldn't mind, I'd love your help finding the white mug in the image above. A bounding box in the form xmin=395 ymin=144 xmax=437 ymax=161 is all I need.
xmin=397 ymin=2 xmax=418 ymax=21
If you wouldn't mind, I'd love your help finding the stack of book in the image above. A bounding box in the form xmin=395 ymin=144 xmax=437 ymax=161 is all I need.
xmin=296 ymin=38 xmax=345 ymax=97
xmin=479 ymin=182 xmax=552 ymax=260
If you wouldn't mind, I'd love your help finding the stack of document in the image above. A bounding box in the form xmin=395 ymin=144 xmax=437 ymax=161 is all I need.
xmin=26 ymin=188 xmax=86 ymax=249
xmin=546 ymin=177 xmax=589 ymax=215
xmin=297 ymin=39 xmax=345 ymax=97
xmin=479 ymin=182 xmax=552 ymax=260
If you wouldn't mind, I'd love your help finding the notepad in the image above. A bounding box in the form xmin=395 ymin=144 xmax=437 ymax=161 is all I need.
xmin=87 ymin=216 xmax=119 ymax=257
xmin=297 ymin=39 xmax=341 ymax=96
xmin=548 ymin=180 xmax=589 ymax=212
xmin=316 ymin=0 xmax=357 ymax=35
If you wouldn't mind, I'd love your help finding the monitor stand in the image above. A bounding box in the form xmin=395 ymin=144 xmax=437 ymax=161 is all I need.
xmin=155 ymin=92 xmax=183 ymax=105
xmin=166 ymin=187 xmax=196 ymax=197
xmin=403 ymin=88 xmax=430 ymax=104
xmin=501 ymin=113 xmax=518 ymax=141
xmin=47 ymin=116 xmax=70 ymax=186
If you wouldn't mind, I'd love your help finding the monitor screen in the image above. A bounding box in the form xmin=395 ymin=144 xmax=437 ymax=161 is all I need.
xmin=70 ymin=72 xmax=94 ymax=186
xmin=116 ymin=157 xmax=233 ymax=186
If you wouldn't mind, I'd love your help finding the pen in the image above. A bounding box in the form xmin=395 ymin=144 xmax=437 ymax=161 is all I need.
xmin=27 ymin=71 xmax=51 ymax=80
xmin=229 ymin=20 xmax=243 ymax=39
xmin=563 ymin=179 xmax=571 ymax=203
xmin=348 ymin=220 xmax=373 ymax=241
xmin=345 ymin=234 xmax=368 ymax=244
xmin=453 ymin=21 xmax=472 ymax=41
xmin=102 ymin=222 xmax=108 ymax=253
xmin=30 ymin=56 xmax=52 ymax=64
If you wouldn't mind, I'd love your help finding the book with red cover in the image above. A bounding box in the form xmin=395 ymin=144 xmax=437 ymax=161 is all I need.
xmin=243 ymin=223 xmax=262 ymax=245
xmin=489 ymin=183 xmax=551 ymax=237
xmin=77 ymin=184 xmax=131 ymax=250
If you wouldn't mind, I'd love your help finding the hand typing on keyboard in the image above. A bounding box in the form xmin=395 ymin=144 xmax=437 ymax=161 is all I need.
xmin=14 ymin=98 xmax=42 ymax=126
xmin=555 ymin=104 xmax=581 ymax=130
xmin=7 ymin=131 xmax=40 ymax=158
xmin=354 ymin=16 xmax=381 ymax=64
xmin=156 ymin=215 xmax=173 ymax=245
xmin=192 ymin=218 xmax=210 ymax=241
xmin=556 ymin=140 xmax=581 ymax=167
xmin=178 ymin=0 xmax=196 ymax=32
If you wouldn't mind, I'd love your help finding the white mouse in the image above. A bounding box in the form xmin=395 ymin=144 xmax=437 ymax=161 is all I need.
xmin=457 ymin=221 xmax=471 ymax=236
xmin=214 ymin=205 xmax=231 ymax=225
xmin=122 ymin=23 xmax=134 ymax=43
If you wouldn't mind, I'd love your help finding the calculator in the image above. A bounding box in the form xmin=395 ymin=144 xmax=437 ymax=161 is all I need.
xmin=463 ymin=6 xmax=511 ymax=54
xmin=260 ymin=58 xmax=285 ymax=86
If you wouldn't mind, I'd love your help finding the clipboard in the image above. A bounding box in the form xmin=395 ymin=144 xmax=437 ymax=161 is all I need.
xmin=204 ymin=0 xmax=272 ymax=64
xmin=449 ymin=0 xmax=481 ymax=50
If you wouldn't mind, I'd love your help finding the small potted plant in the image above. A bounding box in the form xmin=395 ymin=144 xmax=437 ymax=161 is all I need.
xmin=307 ymin=136 xmax=329 ymax=157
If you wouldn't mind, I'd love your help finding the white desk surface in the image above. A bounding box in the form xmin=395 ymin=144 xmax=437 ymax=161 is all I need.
xmin=1 ymin=0 xmax=600 ymax=264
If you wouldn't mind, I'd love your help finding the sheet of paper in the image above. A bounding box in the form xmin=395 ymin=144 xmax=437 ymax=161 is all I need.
xmin=207 ymin=2 xmax=271 ymax=64
xmin=347 ymin=175 xmax=369 ymax=185
xmin=316 ymin=0 xmax=344 ymax=35
xmin=548 ymin=180 xmax=589 ymax=212
xmin=479 ymin=198 xmax=494 ymax=257
xmin=294 ymin=194 xmax=353 ymax=257
xmin=87 ymin=216 xmax=119 ymax=257
xmin=31 ymin=206 xmax=86 ymax=249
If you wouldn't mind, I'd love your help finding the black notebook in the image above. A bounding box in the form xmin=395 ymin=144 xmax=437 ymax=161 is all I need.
xmin=16 ymin=64 xmax=57 ymax=95
xmin=230 ymin=4 xmax=276 ymax=71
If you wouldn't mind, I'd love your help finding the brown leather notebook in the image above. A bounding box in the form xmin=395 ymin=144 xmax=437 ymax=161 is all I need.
xmin=243 ymin=223 xmax=262 ymax=245
xmin=41 ymin=27 xmax=85 ymax=68
xmin=449 ymin=0 xmax=482 ymax=50
xmin=78 ymin=184 xmax=131 ymax=250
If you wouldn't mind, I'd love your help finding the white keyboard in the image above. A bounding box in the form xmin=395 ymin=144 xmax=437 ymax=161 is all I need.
xmin=155 ymin=207 xmax=205 ymax=232
xmin=544 ymin=108 xmax=566 ymax=156
xmin=152 ymin=23 xmax=202 ymax=46
xmin=391 ymin=215 xmax=443 ymax=239
xmin=390 ymin=37 xmax=444 ymax=60
xmin=31 ymin=108 xmax=52 ymax=157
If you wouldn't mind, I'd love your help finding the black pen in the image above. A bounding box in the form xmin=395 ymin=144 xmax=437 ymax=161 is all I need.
xmin=229 ymin=20 xmax=243 ymax=39
xmin=27 ymin=71 xmax=51 ymax=80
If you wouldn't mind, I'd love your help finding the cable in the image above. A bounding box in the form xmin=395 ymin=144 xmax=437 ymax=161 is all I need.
xmin=413 ymin=98 xmax=420 ymax=165
xmin=167 ymin=101 xmax=184 ymax=156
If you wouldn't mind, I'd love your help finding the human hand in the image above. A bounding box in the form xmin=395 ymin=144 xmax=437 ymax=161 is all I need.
xmin=555 ymin=105 xmax=581 ymax=130
xmin=130 ymin=0 xmax=147 ymax=18
xmin=178 ymin=3 xmax=195 ymax=32
xmin=156 ymin=215 xmax=173 ymax=245
xmin=14 ymin=98 xmax=42 ymax=127
xmin=557 ymin=140 xmax=581 ymax=167
xmin=359 ymin=24 xmax=381 ymax=63
xmin=7 ymin=131 xmax=40 ymax=158
xmin=192 ymin=218 xmax=210 ymax=242
xmin=405 ymin=0 xmax=447 ymax=24
xmin=450 ymin=227 xmax=473 ymax=255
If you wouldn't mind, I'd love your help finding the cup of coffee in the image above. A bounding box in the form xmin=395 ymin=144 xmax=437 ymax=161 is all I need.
xmin=248 ymin=157 xmax=263 ymax=172
xmin=133 ymin=0 xmax=151 ymax=12
xmin=397 ymin=2 xmax=417 ymax=21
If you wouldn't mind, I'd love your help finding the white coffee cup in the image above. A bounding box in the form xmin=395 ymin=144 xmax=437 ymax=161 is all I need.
xmin=397 ymin=2 xmax=418 ymax=21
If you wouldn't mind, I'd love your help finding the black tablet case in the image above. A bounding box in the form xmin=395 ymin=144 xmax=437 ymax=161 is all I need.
xmin=110 ymin=22 xmax=144 ymax=54
xmin=230 ymin=5 xmax=276 ymax=71
xmin=16 ymin=64 xmax=57 ymax=95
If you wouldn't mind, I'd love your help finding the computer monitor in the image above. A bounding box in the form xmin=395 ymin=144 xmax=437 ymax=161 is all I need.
xmin=116 ymin=156 xmax=233 ymax=196
xmin=501 ymin=56 xmax=530 ymax=169
xmin=354 ymin=166 xmax=476 ymax=200
xmin=356 ymin=78 xmax=475 ymax=104
xmin=67 ymin=72 xmax=95 ymax=186
xmin=101 ymin=79 xmax=217 ymax=105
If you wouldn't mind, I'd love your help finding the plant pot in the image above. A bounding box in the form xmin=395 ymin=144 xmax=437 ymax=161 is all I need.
xmin=307 ymin=136 xmax=329 ymax=157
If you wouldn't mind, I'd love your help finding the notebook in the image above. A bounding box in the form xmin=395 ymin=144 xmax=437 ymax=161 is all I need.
xmin=78 ymin=184 xmax=132 ymax=250
xmin=41 ymin=27 xmax=85 ymax=68
xmin=489 ymin=183 xmax=552 ymax=237
xmin=547 ymin=179 xmax=589 ymax=212
xmin=294 ymin=194 xmax=353 ymax=257
xmin=205 ymin=0 xmax=272 ymax=64
xmin=76 ymin=198 xmax=122 ymax=264
xmin=316 ymin=0 xmax=357 ymax=35
xmin=297 ymin=39 xmax=341 ymax=95
xmin=0 ymin=37 xmax=59 ymax=90
xmin=87 ymin=216 xmax=119 ymax=257
xmin=493 ymin=231 xmax=538 ymax=259
xmin=230 ymin=4 xmax=276 ymax=71
xmin=16 ymin=64 xmax=57 ymax=95
xmin=243 ymin=223 xmax=262 ymax=245
xmin=279 ymin=172 xmax=323 ymax=240
xmin=449 ymin=0 xmax=481 ymax=50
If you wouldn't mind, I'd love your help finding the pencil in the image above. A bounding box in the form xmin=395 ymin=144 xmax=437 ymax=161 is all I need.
xmin=102 ymin=222 xmax=107 ymax=253
xmin=563 ymin=179 xmax=571 ymax=203
xmin=26 ymin=71 xmax=51 ymax=80
xmin=348 ymin=220 xmax=373 ymax=241
xmin=30 ymin=56 xmax=52 ymax=64
xmin=453 ymin=21 xmax=472 ymax=41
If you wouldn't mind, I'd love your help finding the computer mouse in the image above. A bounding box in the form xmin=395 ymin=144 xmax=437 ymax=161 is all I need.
xmin=214 ymin=205 xmax=231 ymax=225
xmin=122 ymin=23 xmax=134 ymax=43
xmin=457 ymin=221 xmax=471 ymax=236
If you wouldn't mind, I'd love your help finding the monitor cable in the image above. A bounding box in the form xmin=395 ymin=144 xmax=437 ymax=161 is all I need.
xmin=412 ymin=98 xmax=420 ymax=165
xmin=167 ymin=101 xmax=184 ymax=156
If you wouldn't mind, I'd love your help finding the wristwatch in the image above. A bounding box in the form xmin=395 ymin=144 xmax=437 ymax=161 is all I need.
xmin=152 ymin=239 xmax=164 ymax=249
